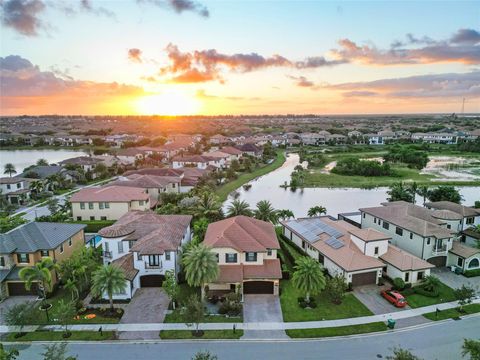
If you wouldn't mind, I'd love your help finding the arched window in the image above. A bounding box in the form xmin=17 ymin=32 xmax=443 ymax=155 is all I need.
xmin=468 ymin=258 xmax=479 ymax=269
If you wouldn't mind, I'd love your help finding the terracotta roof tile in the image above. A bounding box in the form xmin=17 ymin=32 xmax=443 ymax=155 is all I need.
xmin=111 ymin=253 xmax=139 ymax=281
xmin=70 ymin=185 xmax=149 ymax=202
xmin=216 ymin=259 xmax=281 ymax=283
xmin=449 ymin=241 xmax=480 ymax=259
xmin=380 ymin=245 xmax=434 ymax=271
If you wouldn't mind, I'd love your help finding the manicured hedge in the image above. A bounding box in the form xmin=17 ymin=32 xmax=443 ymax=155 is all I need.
xmin=463 ymin=269 xmax=480 ymax=278
xmin=413 ymin=286 xmax=439 ymax=298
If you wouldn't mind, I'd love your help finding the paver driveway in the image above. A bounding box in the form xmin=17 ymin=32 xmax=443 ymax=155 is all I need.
xmin=0 ymin=296 xmax=37 ymax=323
xmin=242 ymin=294 xmax=288 ymax=339
xmin=432 ymin=267 xmax=480 ymax=294
xmin=118 ymin=288 xmax=169 ymax=340
xmin=353 ymin=284 xmax=410 ymax=315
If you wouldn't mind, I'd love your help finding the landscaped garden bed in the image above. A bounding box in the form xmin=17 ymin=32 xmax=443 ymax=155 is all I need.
xmin=286 ymin=322 xmax=388 ymax=338
xmin=401 ymin=281 xmax=456 ymax=308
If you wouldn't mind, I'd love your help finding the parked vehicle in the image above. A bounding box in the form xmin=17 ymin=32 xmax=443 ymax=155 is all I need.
xmin=381 ymin=290 xmax=407 ymax=308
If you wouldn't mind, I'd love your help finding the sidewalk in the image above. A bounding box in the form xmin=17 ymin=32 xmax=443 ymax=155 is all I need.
xmin=2 ymin=297 xmax=478 ymax=333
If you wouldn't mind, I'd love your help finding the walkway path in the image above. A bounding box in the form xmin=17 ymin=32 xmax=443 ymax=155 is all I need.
xmin=2 ymin=297 xmax=478 ymax=334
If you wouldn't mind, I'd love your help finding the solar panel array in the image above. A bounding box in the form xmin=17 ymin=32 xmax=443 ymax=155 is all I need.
xmin=286 ymin=218 xmax=345 ymax=249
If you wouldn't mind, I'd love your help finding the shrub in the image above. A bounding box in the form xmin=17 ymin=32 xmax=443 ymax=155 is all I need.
xmin=463 ymin=269 xmax=480 ymax=278
xmin=413 ymin=286 xmax=439 ymax=297
xmin=392 ymin=277 xmax=405 ymax=290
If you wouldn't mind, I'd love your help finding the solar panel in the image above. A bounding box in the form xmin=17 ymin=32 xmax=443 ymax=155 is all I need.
xmin=325 ymin=237 xmax=345 ymax=249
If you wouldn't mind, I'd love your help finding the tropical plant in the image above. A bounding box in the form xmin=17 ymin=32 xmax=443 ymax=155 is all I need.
xmin=454 ymin=285 xmax=476 ymax=312
xmin=226 ymin=200 xmax=253 ymax=217
xmin=462 ymin=339 xmax=480 ymax=360
xmin=387 ymin=182 xmax=415 ymax=203
xmin=3 ymin=302 xmax=35 ymax=335
xmin=324 ymin=275 xmax=348 ymax=304
xmin=4 ymin=163 xmax=16 ymax=177
xmin=64 ymin=279 xmax=79 ymax=302
xmin=292 ymin=256 xmax=326 ymax=303
xmin=386 ymin=347 xmax=423 ymax=360
xmin=421 ymin=275 xmax=441 ymax=292
xmin=182 ymin=294 xmax=205 ymax=335
xmin=254 ymin=200 xmax=278 ymax=224
xmin=41 ymin=343 xmax=78 ymax=360
xmin=47 ymin=198 xmax=60 ymax=215
xmin=277 ymin=209 xmax=295 ymax=221
xmin=0 ymin=344 xmax=20 ymax=360
xmin=307 ymin=206 xmax=327 ymax=217
xmin=192 ymin=351 xmax=218 ymax=360
xmin=416 ymin=185 xmax=429 ymax=205
xmin=29 ymin=180 xmax=45 ymax=198
xmin=19 ymin=257 xmax=59 ymax=302
xmin=91 ymin=264 xmax=126 ymax=312
xmin=54 ymin=300 xmax=77 ymax=337
xmin=427 ymin=186 xmax=463 ymax=204
xmin=182 ymin=244 xmax=219 ymax=297
xmin=163 ymin=270 xmax=179 ymax=309
xmin=194 ymin=192 xmax=222 ymax=221
xmin=59 ymin=247 xmax=100 ymax=296
xmin=36 ymin=158 xmax=49 ymax=166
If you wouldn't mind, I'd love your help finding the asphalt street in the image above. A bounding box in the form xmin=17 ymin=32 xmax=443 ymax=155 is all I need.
xmin=7 ymin=314 xmax=480 ymax=360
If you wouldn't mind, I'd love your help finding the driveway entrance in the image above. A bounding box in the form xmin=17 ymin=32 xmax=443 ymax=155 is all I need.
xmin=432 ymin=267 xmax=480 ymax=295
xmin=353 ymin=284 xmax=410 ymax=315
xmin=242 ymin=294 xmax=287 ymax=339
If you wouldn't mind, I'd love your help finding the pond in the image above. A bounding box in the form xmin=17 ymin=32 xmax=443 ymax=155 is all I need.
xmin=0 ymin=149 xmax=89 ymax=173
xmin=224 ymin=153 xmax=480 ymax=218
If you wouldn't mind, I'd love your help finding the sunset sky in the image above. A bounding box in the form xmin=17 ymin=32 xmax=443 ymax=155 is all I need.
xmin=1 ymin=0 xmax=479 ymax=115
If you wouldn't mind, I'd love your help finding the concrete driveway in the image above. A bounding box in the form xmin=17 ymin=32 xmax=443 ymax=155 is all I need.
xmin=242 ymin=295 xmax=287 ymax=339
xmin=432 ymin=267 xmax=480 ymax=294
xmin=353 ymin=284 xmax=410 ymax=315
xmin=0 ymin=296 xmax=38 ymax=323
xmin=118 ymin=288 xmax=169 ymax=340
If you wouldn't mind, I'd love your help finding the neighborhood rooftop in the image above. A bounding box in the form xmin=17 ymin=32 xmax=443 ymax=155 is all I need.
xmin=425 ymin=201 xmax=480 ymax=218
xmin=70 ymin=185 xmax=150 ymax=202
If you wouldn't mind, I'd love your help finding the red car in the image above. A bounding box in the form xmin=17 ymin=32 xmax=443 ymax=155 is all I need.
xmin=381 ymin=290 xmax=407 ymax=308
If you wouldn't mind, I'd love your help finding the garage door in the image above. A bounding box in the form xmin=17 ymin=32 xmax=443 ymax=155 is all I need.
xmin=8 ymin=282 xmax=38 ymax=296
xmin=243 ymin=281 xmax=274 ymax=294
xmin=351 ymin=271 xmax=377 ymax=286
xmin=140 ymin=275 xmax=165 ymax=287
xmin=427 ymin=256 xmax=447 ymax=267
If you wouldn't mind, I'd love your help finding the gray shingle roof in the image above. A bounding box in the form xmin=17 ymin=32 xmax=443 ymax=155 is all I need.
xmin=17 ymin=165 xmax=65 ymax=179
xmin=0 ymin=222 xmax=86 ymax=253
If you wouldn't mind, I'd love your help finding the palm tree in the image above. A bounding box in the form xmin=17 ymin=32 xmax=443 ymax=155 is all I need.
xmin=195 ymin=192 xmax=222 ymax=220
xmin=307 ymin=206 xmax=327 ymax=217
xmin=422 ymin=275 xmax=441 ymax=292
xmin=182 ymin=244 xmax=219 ymax=298
xmin=19 ymin=257 xmax=59 ymax=303
xmin=254 ymin=200 xmax=279 ymax=224
xmin=277 ymin=209 xmax=295 ymax=221
xmin=29 ymin=180 xmax=44 ymax=199
xmin=226 ymin=200 xmax=252 ymax=217
xmin=36 ymin=158 xmax=49 ymax=166
xmin=64 ymin=278 xmax=79 ymax=301
xmin=91 ymin=264 xmax=126 ymax=312
xmin=416 ymin=185 xmax=430 ymax=206
xmin=4 ymin=163 xmax=16 ymax=177
xmin=292 ymin=256 xmax=326 ymax=303
xmin=406 ymin=181 xmax=418 ymax=204
xmin=387 ymin=182 xmax=415 ymax=203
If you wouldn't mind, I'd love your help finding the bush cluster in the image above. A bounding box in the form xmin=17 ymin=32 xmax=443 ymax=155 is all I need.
xmin=332 ymin=157 xmax=392 ymax=177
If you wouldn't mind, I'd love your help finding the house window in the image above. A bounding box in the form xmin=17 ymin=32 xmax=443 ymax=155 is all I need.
xmin=105 ymin=202 xmax=110 ymax=208
xmin=80 ymin=202 xmax=85 ymax=210
xmin=99 ymin=202 xmax=104 ymax=210
xmin=457 ymin=258 xmax=464 ymax=267
xmin=468 ymin=258 xmax=479 ymax=269
xmin=90 ymin=216 xmax=95 ymax=221
xmin=374 ymin=247 xmax=379 ymax=255
xmin=16 ymin=183 xmax=21 ymax=189
xmin=148 ymin=255 xmax=160 ymax=266
xmin=405 ymin=272 xmax=410 ymax=282
xmin=225 ymin=253 xmax=237 ymax=263
xmin=417 ymin=271 xmax=424 ymax=280
xmin=101 ymin=216 xmax=107 ymax=221
xmin=426 ymin=238 xmax=431 ymax=245
xmin=382 ymin=222 xmax=389 ymax=230
xmin=6 ymin=184 xmax=10 ymax=190
xmin=40 ymin=250 xmax=49 ymax=257
xmin=165 ymin=251 xmax=171 ymax=261
xmin=363 ymin=213 xmax=365 ymax=218
xmin=17 ymin=253 xmax=30 ymax=263
xmin=59 ymin=244 xmax=64 ymax=253
xmin=410 ymin=233 xmax=413 ymax=240
xmin=118 ymin=241 xmax=124 ymax=254
xmin=215 ymin=253 xmax=219 ymax=262
xmin=88 ymin=202 xmax=94 ymax=209
xmin=466 ymin=217 xmax=474 ymax=225
xmin=77 ymin=216 xmax=82 ymax=221
xmin=128 ymin=241 xmax=135 ymax=249
xmin=0 ymin=257 xmax=4 ymax=267
xmin=374 ymin=217 xmax=377 ymax=224
xmin=447 ymin=224 xmax=451 ymax=229
xmin=139 ymin=200 xmax=145 ymax=206
xmin=267 ymin=249 xmax=272 ymax=256
xmin=137 ymin=253 xmax=142 ymax=261
xmin=245 ymin=252 xmax=257 ymax=262
xmin=172 ymin=183 xmax=176 ymax=188
xmin=395 ymin=227 xmax=403 ymax=236
xmin=68 ymin=238 xmax=72 ymax=246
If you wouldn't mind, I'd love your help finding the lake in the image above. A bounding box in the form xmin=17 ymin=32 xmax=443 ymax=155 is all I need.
xmin=225 ymin=153 xmax=480 ymax=218
xmin=0 ymin=149 xmax=89 ymax=173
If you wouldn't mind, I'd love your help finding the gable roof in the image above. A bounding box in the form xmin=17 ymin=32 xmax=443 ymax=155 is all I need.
xmin=58 ymin=156 xmax=101 ymax=166
xmin=236 ymin=143 xmax=262 ymax=153
xmin=449 ymin=241 xmax=480 ymax=259
xmin=204 ymin=216 xmax=280 ymax=252
xmin=425 ymin=201 xmax=480 ymax=218
xmin=0 ymin=222 xmax=85 ymax=253
xmin=17 ymin=166 xmax=65 ymax=179
xmin=220 ymin=146 xmax=243 ymax=155
xmin=172 ymin=155 xmax=216 ymax=163
xmin=380 ymin=245 xmax=435 ymax=271
xmin=111 ymin=253 xmax=139 ymax=281
xmin=70 ymin=185 xmax=149 ymax=202
xmin=110 ymin=174 xmax=181 ymax=189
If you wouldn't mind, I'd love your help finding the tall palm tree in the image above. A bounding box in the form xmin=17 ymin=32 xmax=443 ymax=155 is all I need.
xmin=307 ymin=206 xmax=327 ymax=217
xmin=3 ymin=163 xmax=16 ymax=177
xmin=416 ymin=185 xmax=430 ymax=206
xmin=407 ymin=181 xmax=418 ymax=204
xmin=254 ymin=200 xmax=279 ymax=224
xmin=19 ymin=257 xmax=59 ymax=302
xmin=64 ymin=278 xmax=79 ymax=301
xmin=195 ymin=192 xmax=222 ymax=220
xmin=292 ymin=256 xmax=326 ymax=303
xmin=387 ymin=182 xmax=414 ymax=203
xmin=226 ymin=200 xmax=252 ymax=217
xmin=91 ymin=264 xmax=126 ymax=312
xmin=29 ymin=180 xmax=45 ymax=199
xmin=277 ymin=209 xmax=295 ymax=221
xmin=182 ymin=244 xmax=219 ymax=298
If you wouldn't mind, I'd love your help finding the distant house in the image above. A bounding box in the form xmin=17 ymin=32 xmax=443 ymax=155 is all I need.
xmin=236 ymin=143 xmax=263 ymax=157
xmin=0 ymin=177 xmax=31 ymax=205
xmin=115 ymin=148 xmax=146 ymax=164
xmin=172 ymin=155 xmax=222 ymax=169
xmin=411 ymin=133 xmax=457 ymax=144
xmin=204 ymin=216 xmax=282 ymax=296
xmin=219 ymin=146 xmax=243 ymax=161
xmin=0 ymin=222 xmax=86 ymax=298
xmin=209 ymin=134 xmax=230 ymax=145
xmin=98 ymin=211 xmax=192 ymax=299
xmin=58 ymin=156 xmax=102 ymax=174
xmin=70 ymin=186 xmax=153 ymax=221
xmin=425 ymin=201 xmax=480 ymax=231
xmin=110 ymin=174 xmax=181 ymax=198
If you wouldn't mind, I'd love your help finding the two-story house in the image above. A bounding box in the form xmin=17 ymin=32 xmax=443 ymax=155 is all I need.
xmin=203 ymin=216 xmax=282 ymax=296
xmin=70 ymin=185 xmax=153 ymax=221
xmin=282 ymin=216 xmax=433 ymax=286
xmin=98 ymin=211 xmax=192 ymax=299
xmin=110 ymin=174 xmax=181 ymax=199
xmin=0 ymin=222 xmax=86 ymax=298
xmin=0 ymin=177 xmax=31 ymax=205
xmin=58 ymin=156 xmax=102 ymax=177
xmin=172 ymin=155 xmax=222 ymax=169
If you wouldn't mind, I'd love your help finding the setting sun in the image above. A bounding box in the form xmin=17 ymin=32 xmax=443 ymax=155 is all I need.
xmin=135 ymin=90 xmax=201 ymax=116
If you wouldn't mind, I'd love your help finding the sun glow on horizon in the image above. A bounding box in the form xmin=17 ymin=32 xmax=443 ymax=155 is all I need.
xmin=135 ymin=90 xmax=201 ymax=116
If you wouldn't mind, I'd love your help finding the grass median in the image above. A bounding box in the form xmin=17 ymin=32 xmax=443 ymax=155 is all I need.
xmin=286 ymin=322 xmax=388 ymax=338
xmin=4 ymin=331 xmax=115 ymax=342
xmin=423 ymin=304 xmax=480 ymax=321
xmin=159 ymin=330 xmax=243 ymax=339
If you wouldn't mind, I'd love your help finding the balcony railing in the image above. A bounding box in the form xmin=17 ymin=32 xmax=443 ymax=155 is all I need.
xmin=432 ymin=245 xmax=448 ymax=256
xmin=145 ymin=261 xmax=162 ymax=270
xmin=103 ymin=251 xmax=112 ymax=259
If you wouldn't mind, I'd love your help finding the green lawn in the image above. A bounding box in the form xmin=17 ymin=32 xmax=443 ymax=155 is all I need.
xmin=164 ymin=312 xmax=241 ymax=323
xmin=216 ymin=150 xmax=286 ymax=201
xmin=159 ymin=330 xmax=243 ymax=339
xmin=286 ymin=322 xmax=388 ymax=338
xmin=403 ymin=282 xmax=457 ymax=308
xmin=280 ymin=280 xmax=373 ymax=322
xmin=5 ymin=331 xmax=115 ymax=341
xmin=423 ymin=304 xmax=480 ymax=321
xmin=28 ymin=288 xmax=120 ymax=325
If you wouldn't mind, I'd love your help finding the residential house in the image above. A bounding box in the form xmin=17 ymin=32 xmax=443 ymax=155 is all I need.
xmin=202 ymin=151 xmax=231 ymax=168
xmin=325 ymin=134 xmax=347 ymax=144
xmin=425 ymin=201 xmax=480 ymax=232
xmin=58 ymin=156 xmax=102 ymax=176
xmin=299 ymin=132 xmax=329 ymax=146
xmin=0 ymin=177 xmax=31 ymax=205
xmin=447 ymin=241 xmax=480 ymax=273
xmin=110 ymin=174 xmax=181 ymax=198
xmin=98 ymin=211 xmax=192 ymax=299
xmin=218 ymin=146 xmax=243 ymax=161
xmin=0 ymin=222 xmax=86 ymax=298
xmin=172 ymin=155 xmax=222 ymax=169
xmin=115 ymin=148 xmax=146 ymax=164
xmin=204 ymin=216 xmax=282 ymax=296
xmin=411 ymin=133 xmax=458 ymax=144
xmin=70 ymin=186 xmax=153 ymax=221
xmin=209 ymin=134 xmax=230 ymax=145
xmin=236 ymin=143 xmax=263 ymax=157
